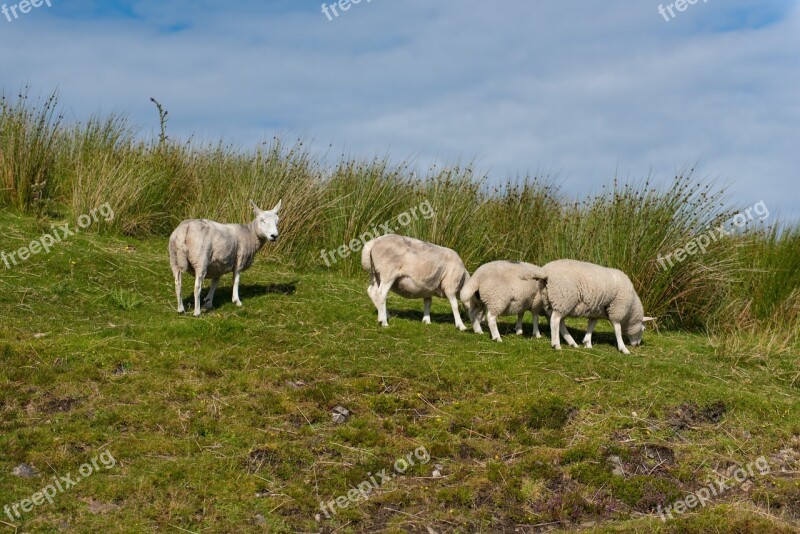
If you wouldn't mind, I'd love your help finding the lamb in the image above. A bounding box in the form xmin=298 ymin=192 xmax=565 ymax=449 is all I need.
xmin=361 ymin=234 xmax=471 ymax=330
xmin=459 ymin=260 xmax=546 ymax=342
xmin=168 ymin=199 xmax=281 ymax=316
xmin=524 ymin=259 xmax=654 ymax=354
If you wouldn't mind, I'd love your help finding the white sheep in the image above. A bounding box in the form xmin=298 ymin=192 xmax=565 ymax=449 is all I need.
xmin=361 ymin=234 xmax=471 ymax=330
xmin=524 ymin=259 xmax=654 ymax=354
xmin=168 ymin=200 xmax=281 ymax=316
xmin=459 ymin=260 xmax=546 ymax=342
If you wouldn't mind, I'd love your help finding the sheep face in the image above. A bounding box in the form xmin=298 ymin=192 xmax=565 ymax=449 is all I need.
xmin=627 ymin=316 xmax=654 ymax=346
xmin=251 ymin=200 xmax=282 ymax=241
xmin=627 ymin=322 xmax=645 ymax=346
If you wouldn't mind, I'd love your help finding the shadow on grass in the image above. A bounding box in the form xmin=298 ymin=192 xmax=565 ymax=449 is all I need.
xmin=182 ymin=281 xmax=297 ymax=310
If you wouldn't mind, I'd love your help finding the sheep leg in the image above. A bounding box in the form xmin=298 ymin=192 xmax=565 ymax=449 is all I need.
xmin=487 ymin=312 xmax=502 ymax=342
xmin=469 ymin=301 xmax=483 ymax=334
xmin=559 ymin=321 xmax=579 ymax=348
xmin=531 ymin=310 xmax=541 ymax=338
xmin=232 ymin=269 xmax=242 ymax=307
xmin=174 ymin=270 xmax=185 ymax=314
xmin=203 ymin=277 xmax=220 ymax=309
xmin=193 ymin=273 xmax=205 ymax=317
xmin=447 ymin=295 xmax=467 ymax=331
xmin=612 ymin=321 xmax=631 ymax=354
xmin=515 ymin=312 xmax=525 ymax=336
xmin=374 ymin=280 xmax=394 ymax=327
xmin=422 ymin=298 xmax=432 ymax=324
xmin=549 ymin=313 xmax=562 ymax=350
xmin=583 ymin=319 xmax=598 ymax=348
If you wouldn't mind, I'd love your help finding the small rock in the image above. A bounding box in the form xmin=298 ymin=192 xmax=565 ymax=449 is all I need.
xmin=314 ymin=513 xmax=321 ymax=522
xmin=741 ymin=480 xmax=754 ymax=492
xmin=286 ymin=380 xmax=305 ymax=388
xmin=432 ymin=463 xmax=443 ymax=478
xmin=743 ymin=430 xmax=752 ymax=439
xmin=33 ymin=333 xmax=47 ymax=339
xmin=12 ymin=463 xmax=40 ymax=478
xmin=608 ymin=456 xmax=625 ymax=477
xmin=255 ymin=513 xmax=267 ymax=524
xmin=85 ymin=498 xmax=120 ymax=514
xmin=332 ymin=405 xmax=350 ymax=424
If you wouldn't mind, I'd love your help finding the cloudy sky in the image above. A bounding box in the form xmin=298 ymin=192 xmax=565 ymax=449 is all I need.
xmin=2 ymin=0 xmax=798 ymax=218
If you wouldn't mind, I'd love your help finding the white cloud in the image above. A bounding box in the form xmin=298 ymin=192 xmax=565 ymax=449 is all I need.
xmin=1 ymin=0 xmax=798 ymax=218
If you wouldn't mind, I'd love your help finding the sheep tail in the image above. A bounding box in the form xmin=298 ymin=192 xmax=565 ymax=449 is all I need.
xmin=360 ymin=239 xmax=376 ymax=272
xmin=519 ymin=265 xmax=548 ymax=281
xmin=459 ymin=274 xmax=478 ymax=304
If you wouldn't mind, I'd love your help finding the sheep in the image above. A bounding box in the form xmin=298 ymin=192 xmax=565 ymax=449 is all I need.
xmin=361 ymin=234 xmax=471 ymax=330
xmin=168 ymin=199 xmax=281 ymax=316
xmin=523 ymin=259 xmax=654 ymax=354
xmin=459 ymin=260 xmax=546 ymax=342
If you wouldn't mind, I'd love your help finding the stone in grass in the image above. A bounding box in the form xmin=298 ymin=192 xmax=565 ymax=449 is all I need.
xmin=12 ymin=463 xmax=40 ymax=478
xmin=608 ymin=456 xmax=625 ymax=477
xmin=332 ymin=405 xmax=351 ymax=424
xmin=432 ymin=464 xmax=443 ymax=478
xmin=84 ymin=498 xmax=121 ymax=514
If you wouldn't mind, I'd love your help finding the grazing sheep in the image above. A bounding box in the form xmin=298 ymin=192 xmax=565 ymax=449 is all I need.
xmin=361 ymin=234 xmax=471 ymax=330
xmin=524 ymin=259 xmax=654 ymax=354
xmin=169 ymin=200 xmax=281 ymax=316
xmin=459 ymin=260 xmax=546 ymax=342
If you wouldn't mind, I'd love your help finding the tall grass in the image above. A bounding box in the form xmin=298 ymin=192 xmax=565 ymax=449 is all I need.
xmin=1 ymin=91 xmax=798 ymax=351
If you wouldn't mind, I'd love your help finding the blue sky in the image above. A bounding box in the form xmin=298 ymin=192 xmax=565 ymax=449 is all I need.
xmin=2 ymin=0 xmax=799 ymax=219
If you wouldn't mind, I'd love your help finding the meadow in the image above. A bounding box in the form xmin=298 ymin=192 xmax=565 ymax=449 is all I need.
xmin=0 ymin=91 xmax=798 ymax=532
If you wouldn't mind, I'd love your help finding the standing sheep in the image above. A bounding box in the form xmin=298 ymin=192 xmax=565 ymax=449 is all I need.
xmin=361 ymin=234 xmax=471 ymax=330
xmin=169 ymin=199 xmax=281 ymax=316
xmin=524 ymin=259 xmax=654 ymax=354
xmin=459 ymin=260 xmax=546 ymax=342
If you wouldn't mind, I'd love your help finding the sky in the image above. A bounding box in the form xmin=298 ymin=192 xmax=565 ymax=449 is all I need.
xmin=2 ymin=0 xmax=799 ymax=219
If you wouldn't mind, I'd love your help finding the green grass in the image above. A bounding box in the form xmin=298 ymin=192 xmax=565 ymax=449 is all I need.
xmin=1 ymin=210 xmax=798 ymax=533
xmin=2 ymin=89 xmax=800 ymax=347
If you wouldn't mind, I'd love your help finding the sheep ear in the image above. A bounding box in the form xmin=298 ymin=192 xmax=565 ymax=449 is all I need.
xmin=249 ymin=199 xmax=262 ymax=216
xmin=643 ymin=316 xmax=656 ymax=322
xmin=271 ymin=199 xmax=282 ymax=214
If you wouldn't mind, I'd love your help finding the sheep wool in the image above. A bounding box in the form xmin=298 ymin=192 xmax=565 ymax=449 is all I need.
xmin=361 ymin=234 xmax=471 ymax=330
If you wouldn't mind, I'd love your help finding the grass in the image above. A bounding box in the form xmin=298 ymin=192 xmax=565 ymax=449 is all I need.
xmin=1 ymin=90 xmax=799 ymax=343
xmin=1 ymin=209 xmax=798 ymax=533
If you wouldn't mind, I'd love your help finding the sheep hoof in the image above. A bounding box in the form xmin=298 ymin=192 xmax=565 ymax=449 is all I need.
xmin=534 ymin=333 xmax=542 ymax=338
xmin=234 ymin=300 xmax=242 ymax=307
xmin=583 ymin=342 xmax=593 ymax=349
xmin=515 ymin=329 xmax=524 ymax=336
xmin=493 ymin=337 xmax=503 ymax=342
xmin=202 ymin=300 xmax=213 ymax=309
xmin=457 ymin=325 xmax=467 ymax=332
xmin=193 ymin=310 xmax=201 ymax=317
xmin=568 ymin=342 xmax=579 ymax=348
xmin=177 ymin=307 xmax=185 ymax=314
xmin=473 ymin=328 xmax=483 ymax=334
xmin=620 ymin=347 xmax=631 ymax=355
xmin=422 ymin=317 xmax=431 ymax=324
xmin=552 ymin=344 xmax=562 ymax=350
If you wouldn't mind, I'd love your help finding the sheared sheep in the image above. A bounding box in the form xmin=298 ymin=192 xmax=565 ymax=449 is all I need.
xmin=169 ymin=199 xmax=281 ymax=316
xmin=361 ymin=234 xmax=471 ymax=330
xmin=524 ymin=259 xmax=654 ymax=354
xmin=459 ymin=260 xmax=545 ymax=342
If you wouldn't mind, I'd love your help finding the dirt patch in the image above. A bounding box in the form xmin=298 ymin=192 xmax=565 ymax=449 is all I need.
xmin=669 ymin=400 xmax=727 ymax=430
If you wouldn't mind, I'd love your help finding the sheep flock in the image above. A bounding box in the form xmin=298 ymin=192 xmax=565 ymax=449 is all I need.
xmin=169 ymin=202 xmax=654 ymax=353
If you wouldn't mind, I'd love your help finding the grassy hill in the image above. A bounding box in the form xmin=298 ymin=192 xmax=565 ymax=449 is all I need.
xmin=1 ymin=209 xmax=798 ymax=533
